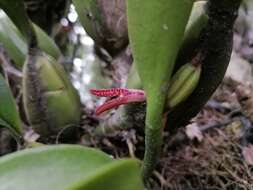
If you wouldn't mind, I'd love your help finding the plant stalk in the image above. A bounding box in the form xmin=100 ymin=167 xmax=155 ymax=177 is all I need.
xmin=142 ymin=126 xmax=163 ymax=181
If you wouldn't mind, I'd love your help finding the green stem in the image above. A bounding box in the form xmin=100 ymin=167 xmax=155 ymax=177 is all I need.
xmin=141 ymin=95 xmax=165 ymax=180
xmin=142 ymin=126 xmax=163 ymax=181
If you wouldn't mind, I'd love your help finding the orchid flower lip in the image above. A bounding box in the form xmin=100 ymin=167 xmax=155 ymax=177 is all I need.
xmin=90 ymin=88 xmax=146 ymax=115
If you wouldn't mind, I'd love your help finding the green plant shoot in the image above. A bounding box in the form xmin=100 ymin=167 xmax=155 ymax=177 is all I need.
xmin=127 ymin=0 xmax=194 ymax=179
xmin=0 ymin=74 xmax=22 ymax=137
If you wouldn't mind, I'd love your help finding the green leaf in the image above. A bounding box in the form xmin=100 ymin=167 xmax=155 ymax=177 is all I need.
xmin=22 ymin=54 xmax=81 ymax=136
xmin=175 ymin=1 xmax=208 ymax=69
xmin=127 ymin=0 xmax=193 ymax=178
xmin=32 ymin=23 xmax=61 ymax=59
xmin=0 ymin=11 xmax=27 ymax=68
xmin=0 ymin=74 xmax=22 ymax=135
xmin=0 ymin=0 xmax=31 ymax=40
xmin=181 ymin=1 xmax=208 ymax=54
xmin=72 ymin=0 xmax=102 ymax=42
xmin=0 ymin=11 xmax=61 ymax=68
xmin=127 ymin=1 xmax=208 ymax=90
xmin=127 ymin=0 xmax=194 ymax=128
xmin=0 ymin=145 xmax=144 ymax=190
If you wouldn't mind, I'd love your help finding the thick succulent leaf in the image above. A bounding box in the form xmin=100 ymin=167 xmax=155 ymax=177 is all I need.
xmin=127 ymin=0 xmax=193 ymax=178
xmin=175 ymin=0 xmax=208 ymax=70
xmin=0 ymin=118 xmax=13 ymax=132
xmin=22 ymin=54 xmax=81 ymax=136
xmin=185 ymin=1 xmax=208 ymax=35
xmin=69 ymin=159 xmax=143 ymax=190
xmin=0 ymin=11 xmax=61 ymax=67
xmin=32 ymin=23 xmax=61 ymax=59
xmin=49 ymin=55 xmax=80 ymax=103
xmin=0 ymin=145 xmax=144 ymax=190
xmin=37 ymin=55 xmax=66 ymax=91
xmin=127 ymin=0 xmax=193 ymax=129
xmin=0 ymin=74 xmax=22 ymax=135
xmin=127 ymin=1 xmax=208 ymax=90
xmin=73 ymin=0 xmax=101 ymax=42
xmin=44 ymin=90 xmax=80 ymax=129
xmin=0 ymin=11 xmax=26 ymax=68
xmin=127 ymin=63 xmax=142 ymax=89
xmin=0 ymin=0 xmax=31 ymax=40
xmin=182 ymin=1 xmax=208 ymax=53
xmin=38 ymin=55 xmax=81 ymax=127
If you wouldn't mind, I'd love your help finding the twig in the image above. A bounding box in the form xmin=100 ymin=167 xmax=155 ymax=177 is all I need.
xmin=153 ymin=170 xmax=168 ymax=189
xmin=0 ymin=47 xmax=23 ymax=79
xmin=126 ymin=138 xmax=135 ymax=158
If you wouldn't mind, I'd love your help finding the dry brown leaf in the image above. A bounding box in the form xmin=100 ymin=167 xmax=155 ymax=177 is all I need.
xmin=242 ymin=145 xmax=253 ymax=166
xmin=185 ymin=123 xmax=203 ymax=142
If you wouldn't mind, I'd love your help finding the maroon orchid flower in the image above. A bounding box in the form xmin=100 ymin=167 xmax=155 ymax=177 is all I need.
xmin=90 ymin=88 xmax=145 ymax=115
